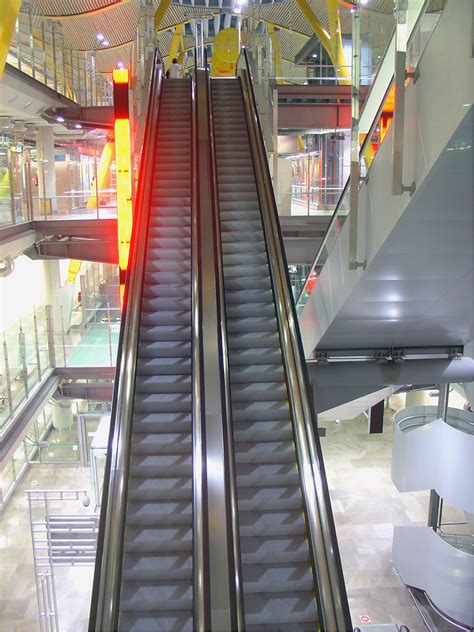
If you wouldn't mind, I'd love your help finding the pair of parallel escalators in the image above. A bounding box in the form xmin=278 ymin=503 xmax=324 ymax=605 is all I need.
xmin=90 ymin=60 xmax=350 ymax=632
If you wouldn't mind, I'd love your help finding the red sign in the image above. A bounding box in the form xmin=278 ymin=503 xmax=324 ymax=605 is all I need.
xmin=360 ymin=615 xmax=371 ymax=623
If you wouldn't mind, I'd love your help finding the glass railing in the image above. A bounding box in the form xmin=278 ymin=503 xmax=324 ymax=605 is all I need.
xmin=0 ymin=305 xmax=52 ymax=432
xmin=6 ymin=6 xmax=113 ymax=107
xmin=0 ymin=277 xmax=120 ymax=432
xmin=295 ymin=1 xmax=445 ymax=316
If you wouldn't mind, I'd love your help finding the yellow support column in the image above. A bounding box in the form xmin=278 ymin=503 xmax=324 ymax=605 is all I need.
xmin=0 ymin=0 xmax=22 ymax=80
xmin=294 ymin=0 xmax=350 ymax=84
xmin=167 ymin=24 xmax=184 ymax=70
xmin=154 ymin=0 xmax=172 ymax=33
xmin=326 ymin=0 xmax=350 ymax=84
xmin=267 ymin=24 xmax=283 ymax=84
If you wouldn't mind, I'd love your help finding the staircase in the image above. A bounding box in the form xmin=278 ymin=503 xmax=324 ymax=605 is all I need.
xmin=212 ymin=78 xmax=319 ymax=630
xmin=118 ymin=79 xmax=194 ymax=632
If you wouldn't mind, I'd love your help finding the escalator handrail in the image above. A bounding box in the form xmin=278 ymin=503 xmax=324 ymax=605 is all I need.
xmin=239 ymin=48 xmax=353 ymax=632
xmin=295 ymin=0 xmax=432 ymax=309
xmin=89 ymin=50 xmax=163 ymax=631
xmin=204 ymin=49 xmax=245 ymax=631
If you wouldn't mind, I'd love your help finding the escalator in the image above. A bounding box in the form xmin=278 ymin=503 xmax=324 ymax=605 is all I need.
xmin=90 ymin=52 xmax=351 ymax=632
xmin=212 ymin=79 xmax=319 ymax=630
xmin=119 ymin=79 xmax=194 ymax=631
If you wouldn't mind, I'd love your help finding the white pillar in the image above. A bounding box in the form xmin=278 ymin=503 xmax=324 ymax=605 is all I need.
xmin=51 ymin=398 xmax=74 ymax=430
xmin=37 ymin=126 xmax=57 ymax=214
xmin=277 ymin=157 xmax=292 ymax=215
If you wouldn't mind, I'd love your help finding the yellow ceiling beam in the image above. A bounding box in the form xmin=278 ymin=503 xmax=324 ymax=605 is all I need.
xmin=326 ymin=0 xmax=350 ymax=83
xmin=0 ymin=0 xmax=22 ymax=80
xmin=294 ymin=0 xmax=349 ymax=84
xmin=166 ymin=23 xmax=184 ymax=70
xmin=33 ymin=0 xmax=132 ymax=19
xmin=155 ymin=0 xmax=172 ymax=33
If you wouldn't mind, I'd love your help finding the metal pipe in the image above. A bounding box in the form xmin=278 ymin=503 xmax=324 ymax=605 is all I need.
xmin=239 ymin=50 xmax=352 ymax=632
xmin=190 ymin=64 xmax=207 ymax=632
xmin=349 ymin=5 xmax=364 ymax=270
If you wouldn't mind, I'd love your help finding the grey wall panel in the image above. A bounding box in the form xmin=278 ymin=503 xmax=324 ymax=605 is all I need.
xmin=392 ymin=406 xmax=474 ymax=513
xmin=393 ymin=526 xmax=474 ymax=627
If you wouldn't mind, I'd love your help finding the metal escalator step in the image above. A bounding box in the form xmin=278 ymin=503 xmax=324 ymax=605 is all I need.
xmin=138 ymin=339 xmax=191 ymax=357
xmin=229 ymin=364 xmax=285 ymax=382
xmin=121 ymin=553 xmax=192 ymax=582
xmin=142 ymin=286 xmax=190 ymax=301
xmin=222 ymin=252 xmax=268 ymax=267
xmin=131 ymin=430 xmax=191 ymax=453
xmin=140 ymin=296 xmax=191 ymax=312
xmin=147 ymin=216 xmax=190 ymax=227
xmin=226 ymin=331 xmax=280 ymax=349
xmin=129 ymin=454 xmax=191 ymax=478
xmin=139 ymin=324 xmax=191 ymax=342
xmin=135 ymin=374 xmax=191 ymax=394
xmin=132 ymin=413 xmax=192 ymax=435
xmin=147 ymin=227 xmax=191 ymax=238
xmin=139 ymin=310 xmax=191 ymax=326
xmin=133 ymin=393 xmax=191 ymax=414
xmin=127 ymin=476 xmax=192 ymax=501
xmin=236 ymin=472 xmax=299 ymax=488
xmin=136 ymin=356 xmax=191 ymax=376
xmin=235 ymin=451 xmax=295 ymax=465
xmin=120 ymin=587 xmax=192 ymax=614
xmin=230 ymin=400 xmax=290 ymax=422
xmin=226 ymin=317 xmax=277 ymax=334
xmin=125 ymin=503 xmax=192 ymax=527
xmin=123 ymin=526 xmax=192 ymax=553
xmin=222 ymin=241 xmax=266 ymax=256
xmin=227 ymin=332 xmax=280 ymax=350
xmin=147 ymin=236 xmax=191 ymax=249
xmin=149 ymin=207 xmax=191 ymax=217
xmin=224 ymin=288 xmax=273 ymax=304
xmin=118 ymin=609 xmax=192 ymax=632
xmin=220 ymin=220 xmax=262 ymax=232
xmin=244 ymin=599 xmax=318 ymax=630
xmin=221 ymin=230 xmax=263 ymax=243
xmin=230 ymin=382 xmax=287 ymax=402
xmin=144 ymin=259 xmax=191 ymax=273
xmin=144 ymin=271 xmax=191 ymax=286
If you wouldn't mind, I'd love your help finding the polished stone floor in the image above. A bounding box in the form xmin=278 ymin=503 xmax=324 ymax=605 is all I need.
xmin=0 ymin=464 xmax=96 ymax=632
xmin=319 ymin=400 xmax=467 ymax=631
xmin=0 ymin=401 xmax=468 ymax=631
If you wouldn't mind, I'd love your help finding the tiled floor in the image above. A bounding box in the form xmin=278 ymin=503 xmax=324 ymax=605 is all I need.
xmin=319 ymin=402 xmax=467 ymax=631
xmin=0 ymin=403 xmax=468 ymax=631
xmin=0 ymin=464 xmax=97 ymax=632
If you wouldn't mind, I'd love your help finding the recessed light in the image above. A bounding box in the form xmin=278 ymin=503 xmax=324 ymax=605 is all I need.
xmin=96 ymin=33 xmax=104 ymax=41
xmin=102 ymin=40 xmax=109 ymax=46
xmin=74 ymin=123 xmax=82 ymax=129
xmin=56 ymin=116 xmax=65 ymax=123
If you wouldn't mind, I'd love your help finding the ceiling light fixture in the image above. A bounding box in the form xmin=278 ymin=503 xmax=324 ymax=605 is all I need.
xmin=74 ymin=123 xmax=82 ymax=129
xmin=96 ymin=33 xmax=104 ymax=41
xmin=102 ymin=40 xmax=109 ymax=46
xmin=56 ymin=116 xmax=65 ymax=123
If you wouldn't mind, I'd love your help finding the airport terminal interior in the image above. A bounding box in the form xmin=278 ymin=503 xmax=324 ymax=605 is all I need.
xmin=0 ymin=0 xmax=472 ymax=630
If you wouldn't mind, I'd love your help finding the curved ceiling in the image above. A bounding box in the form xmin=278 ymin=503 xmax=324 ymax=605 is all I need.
xmin=19 ymin=0 xmax=446 ymax=74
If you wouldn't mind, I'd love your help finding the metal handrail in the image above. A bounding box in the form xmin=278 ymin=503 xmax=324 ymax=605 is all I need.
xmin=88 ymin=50 xmax=163 ymax=631
xmin=239 ymin=49 xmax=352 ymax=632
xmin=295 ymin=0 xmax=432 ymax=309
xmin=205 ymin=50 xmax=245 ymax=632
xmin=191 ymin=50 xmax=207 ymax=632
